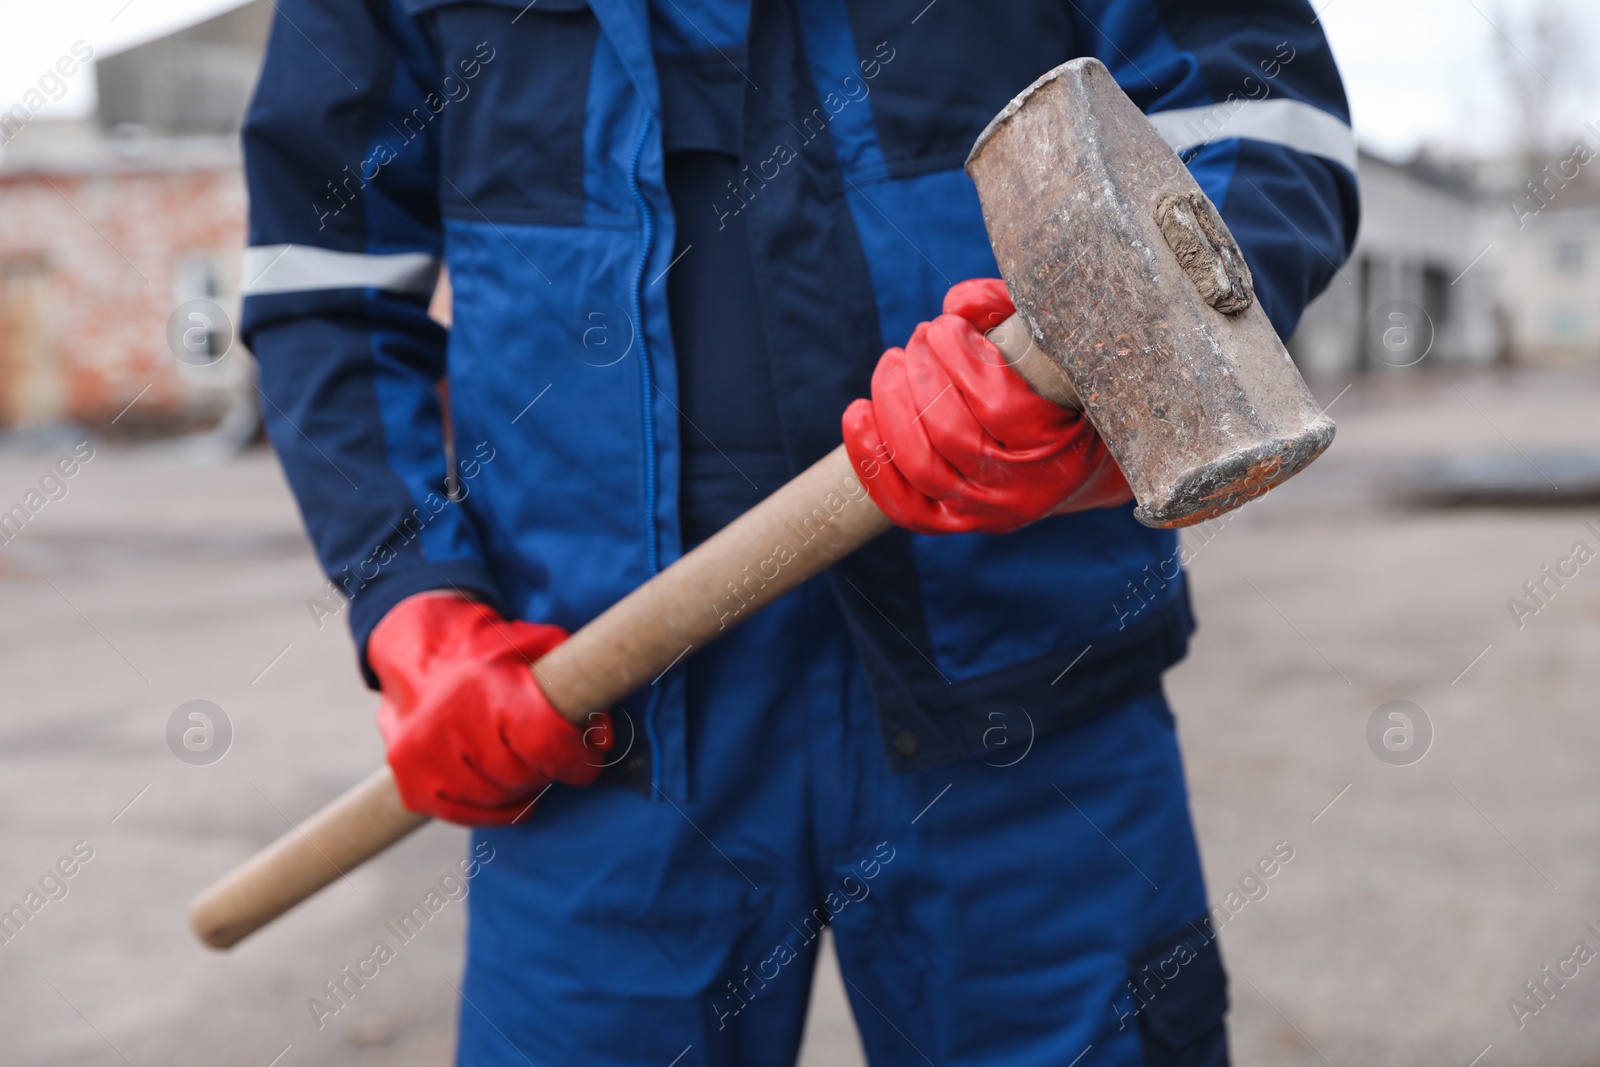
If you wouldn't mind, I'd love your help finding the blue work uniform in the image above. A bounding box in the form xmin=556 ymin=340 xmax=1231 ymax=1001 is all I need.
xmin=239 ymin=0 xmax=1357 ymax=1062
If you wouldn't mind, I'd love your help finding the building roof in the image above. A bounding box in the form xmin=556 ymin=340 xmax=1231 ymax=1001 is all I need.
xmin=0 ymin=121 xmax=239 ymax=177
xmin=0 ymin=0 xmax=265 ymax=177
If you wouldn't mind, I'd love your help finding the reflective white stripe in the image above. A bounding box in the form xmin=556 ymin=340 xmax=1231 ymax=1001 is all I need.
xmin=241 ymin=245 xmax=440 ymax=296
xmin=1147 ymin=98 xmax=1358 ymax=174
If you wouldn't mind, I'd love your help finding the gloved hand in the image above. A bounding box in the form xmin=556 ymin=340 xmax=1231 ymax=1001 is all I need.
xmin=369 ymin=593 xmax=612 ymax=825
xmin=842 ymin=278 xmax=1132 ymax=535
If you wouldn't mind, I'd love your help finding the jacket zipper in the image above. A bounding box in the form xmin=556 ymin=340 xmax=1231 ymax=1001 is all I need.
xmin=626 ymin=111 xmax=666 ymax=797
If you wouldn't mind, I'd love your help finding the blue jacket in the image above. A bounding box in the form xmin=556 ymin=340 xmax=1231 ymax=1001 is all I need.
xmin=240 ymin=0 xmax=1358 ymax=798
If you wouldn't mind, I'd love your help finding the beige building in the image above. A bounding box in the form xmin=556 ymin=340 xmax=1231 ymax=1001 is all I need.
xmin=1498 ymin=204 xmax=1600 ymax=365
xmin=1289 ymin=151 xmax=1506 ymax=377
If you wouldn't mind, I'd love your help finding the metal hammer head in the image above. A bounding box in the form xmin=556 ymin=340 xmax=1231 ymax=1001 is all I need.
xmin=966 ymin=58 xmax=1335 ymax=528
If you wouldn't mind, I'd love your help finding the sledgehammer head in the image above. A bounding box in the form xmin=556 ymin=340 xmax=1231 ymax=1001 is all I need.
xmin=966 ymin=58 xmax=1335 ymax=528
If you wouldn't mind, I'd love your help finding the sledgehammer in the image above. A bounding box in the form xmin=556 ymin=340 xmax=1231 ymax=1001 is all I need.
xmin=190 ymin=58 xmax=1334 ymax=949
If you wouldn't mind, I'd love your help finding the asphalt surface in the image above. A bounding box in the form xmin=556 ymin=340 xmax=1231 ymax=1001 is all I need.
xmin=2 ymin=366 xmax=1600 ymax=1066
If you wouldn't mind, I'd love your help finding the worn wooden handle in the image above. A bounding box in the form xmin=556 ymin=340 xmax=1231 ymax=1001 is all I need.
xmin=190 ymin=314 xmax=1075 ymax=949
xmin=191 ymin=767 xmax=427 ymax=949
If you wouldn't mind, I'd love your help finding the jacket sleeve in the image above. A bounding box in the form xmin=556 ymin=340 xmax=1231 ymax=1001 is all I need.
xmin=240 ymin=0 xmax=504 ymax=683
xmin=1069 ymin=0 xmax=1361 ymax=338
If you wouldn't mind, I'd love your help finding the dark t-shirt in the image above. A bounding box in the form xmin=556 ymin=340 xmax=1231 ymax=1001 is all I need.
xmin=658 ymin=47 xmax=789 ymax=545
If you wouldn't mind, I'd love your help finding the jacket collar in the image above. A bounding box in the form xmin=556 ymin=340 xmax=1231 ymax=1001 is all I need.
xmin=586 ymin=0 xmax=661 ymax=116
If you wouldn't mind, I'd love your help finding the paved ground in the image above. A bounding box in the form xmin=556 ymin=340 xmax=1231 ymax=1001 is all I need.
xmin=2 ymin=365 xmax=1600 ymax=1066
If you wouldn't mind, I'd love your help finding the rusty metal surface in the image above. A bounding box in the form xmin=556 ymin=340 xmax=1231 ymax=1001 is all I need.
xmin=966 ymin=58 xmax=1335 ymax=528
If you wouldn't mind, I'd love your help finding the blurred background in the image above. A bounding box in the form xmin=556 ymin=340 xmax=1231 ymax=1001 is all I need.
xmin=4 ymin=0 xmax=1600 ymax=1064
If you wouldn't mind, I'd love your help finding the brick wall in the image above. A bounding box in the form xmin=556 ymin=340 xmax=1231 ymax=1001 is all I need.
xmin=0 ymin=158 xmax=248 ymax=430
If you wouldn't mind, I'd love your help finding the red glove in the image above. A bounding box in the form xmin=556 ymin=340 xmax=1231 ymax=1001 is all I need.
xmin=369 ymin=593 xmax=612 ymax=826
xmin=842 ymin=278 xmax=1132 ymax=535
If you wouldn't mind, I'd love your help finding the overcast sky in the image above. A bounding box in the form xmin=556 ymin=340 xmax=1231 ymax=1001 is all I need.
xmin=3 ymin=0 xmax=1599 ymax=161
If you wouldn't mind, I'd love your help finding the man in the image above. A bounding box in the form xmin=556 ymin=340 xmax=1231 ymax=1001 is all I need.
xmin=240 ymin=1 xmax=1357 ymax=1064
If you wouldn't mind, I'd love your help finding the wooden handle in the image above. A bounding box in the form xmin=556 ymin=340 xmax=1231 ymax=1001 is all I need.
xmin=190 ymin=312 xmax=1075 ymax=949
xmin=191 ymin=767 xmax=428 ymax=949
xmin=986 ymin=312 xmax=1081 ymax=409
xmin=532 ymin=445 xmax=891 ymax=718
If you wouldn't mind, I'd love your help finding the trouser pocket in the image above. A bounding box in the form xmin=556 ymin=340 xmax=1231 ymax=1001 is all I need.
xmin=1113 ymin=919 xmax=1230 ymax=1067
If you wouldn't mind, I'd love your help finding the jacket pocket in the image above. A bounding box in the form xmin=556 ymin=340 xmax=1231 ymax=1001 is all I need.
xmin=1117 ymin=920 xmax=1229 ymax=1067
xmin=415 ymin=0 xmax=600 ymax=225
xmin=840 ymin=0 xmax=1077 ymax=179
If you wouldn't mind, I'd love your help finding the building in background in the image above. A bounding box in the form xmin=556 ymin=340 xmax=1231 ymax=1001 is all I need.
xmin=1498 ymin=202 xmax=1600 ymax=365
xmin=1289 ymin=151 xmax=1507 ymax=377
xmin=95 ymin=2 xmax=270 ymax=138
xmin=0 ymin=1 xmax=1595 ymax=436
xmin=0 ymin=0 xmax=268 ymax=436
